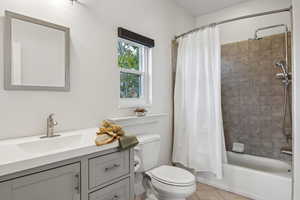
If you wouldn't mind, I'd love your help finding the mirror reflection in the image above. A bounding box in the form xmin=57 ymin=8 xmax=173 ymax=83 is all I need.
xmin=5 ymin=11 xmax=70 ymax=91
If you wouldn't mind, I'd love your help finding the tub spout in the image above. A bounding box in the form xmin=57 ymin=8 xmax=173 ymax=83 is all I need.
xmin=280 ymin=146 xmax=293 ymax=156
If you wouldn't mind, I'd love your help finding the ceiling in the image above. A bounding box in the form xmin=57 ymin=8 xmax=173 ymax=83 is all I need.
xmin=174 ymin=0 xmax=251 ymax=16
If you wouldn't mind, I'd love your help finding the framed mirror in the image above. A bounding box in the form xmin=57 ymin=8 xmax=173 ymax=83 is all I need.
xmin=4 ymin=11 xmax=70 ymax=91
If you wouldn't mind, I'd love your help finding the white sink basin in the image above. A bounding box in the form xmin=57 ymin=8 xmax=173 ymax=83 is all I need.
xmin=18 ymin=134 xmax=84 ymax=154
xmin=0 ymin=128 xmax=120 ymax=177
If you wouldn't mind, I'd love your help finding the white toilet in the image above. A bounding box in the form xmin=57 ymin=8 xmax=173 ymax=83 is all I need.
xmin=134 ymin=134 xmax=196 ymax=200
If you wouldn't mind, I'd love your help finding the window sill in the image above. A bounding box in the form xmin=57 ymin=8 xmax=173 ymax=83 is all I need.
xmin=108 ymin=113 xmax=168 ymax=128
xmin=118 ymin=101 xmax=152 ymax=109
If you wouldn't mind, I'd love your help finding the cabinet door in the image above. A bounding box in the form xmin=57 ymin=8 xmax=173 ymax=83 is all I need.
xmin=0 ymin=163 xmax=80 ymax=200
xmin=89 ymin=178 xmax=130 ymax=200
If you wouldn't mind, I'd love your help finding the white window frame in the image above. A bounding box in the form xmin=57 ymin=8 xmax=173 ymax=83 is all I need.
xmin=118 ymin=38 xmax=152 ymax=108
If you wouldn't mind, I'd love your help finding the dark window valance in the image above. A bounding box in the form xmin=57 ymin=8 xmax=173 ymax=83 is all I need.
xmin=118 ymin=27 xmax=155 ymax=48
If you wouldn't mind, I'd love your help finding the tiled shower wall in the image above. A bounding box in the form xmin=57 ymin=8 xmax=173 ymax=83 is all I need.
xmin=221 ymin=33 xmax=292 ymax=161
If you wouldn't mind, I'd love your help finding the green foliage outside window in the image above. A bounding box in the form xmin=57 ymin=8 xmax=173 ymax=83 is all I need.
xmin=118 ymin=40 xmax=141 ymax=98
xmin=118 ymin=41 xmax=139 ymax=70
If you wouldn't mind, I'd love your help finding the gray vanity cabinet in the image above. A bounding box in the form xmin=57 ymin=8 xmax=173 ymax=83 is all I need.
xmin=0 ymin=163 xmax=80 ymax=200
xmin=0 ymin=149 xmax=134 ymax=200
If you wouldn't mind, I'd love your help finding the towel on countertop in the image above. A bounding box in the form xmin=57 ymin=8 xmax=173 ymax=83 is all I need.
xmin=119 ymin=135 xmax=139 ymax=150
xmin=95 ymin=120 xmax=139 ymax=150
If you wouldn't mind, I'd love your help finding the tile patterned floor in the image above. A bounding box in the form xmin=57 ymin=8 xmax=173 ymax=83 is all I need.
xmin=187 ymin=184 xmax=251 ymax=200
xmin=136 ymin=184 xmax=251 ymax=200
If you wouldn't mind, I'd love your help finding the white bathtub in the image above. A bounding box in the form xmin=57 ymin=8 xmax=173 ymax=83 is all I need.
xmin=197 ymin=152 xmax=292 ymax=200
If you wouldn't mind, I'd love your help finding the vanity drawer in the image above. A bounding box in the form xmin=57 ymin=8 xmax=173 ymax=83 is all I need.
xmin=89 ymin=150 xmax=130 ymax=189
xmin=89 ymin=178 xmax=130 ymax=200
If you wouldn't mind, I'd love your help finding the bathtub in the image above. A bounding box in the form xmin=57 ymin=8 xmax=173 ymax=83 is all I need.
xmin=197 ymin=152 xmax=292 ymax=200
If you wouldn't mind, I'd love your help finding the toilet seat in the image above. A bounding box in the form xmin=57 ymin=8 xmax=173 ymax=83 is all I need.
xmin=147 ymin=165 xmax=195 ymax=187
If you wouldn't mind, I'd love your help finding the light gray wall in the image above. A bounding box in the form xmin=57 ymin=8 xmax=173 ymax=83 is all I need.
xmin=0 ymin=0 xmax=195 ymax=165
xmin=196 ymin=0 xmax=292 ymax=44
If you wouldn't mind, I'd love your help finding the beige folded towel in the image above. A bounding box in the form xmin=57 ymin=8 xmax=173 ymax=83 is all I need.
xmin=95 ymin=121 xmax=139 ymax=150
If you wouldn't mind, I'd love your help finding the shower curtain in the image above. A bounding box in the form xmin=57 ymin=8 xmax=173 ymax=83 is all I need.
xmin=172 ymin=25 xmax=227 ymax=179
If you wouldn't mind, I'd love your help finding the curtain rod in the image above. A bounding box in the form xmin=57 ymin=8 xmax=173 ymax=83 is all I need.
xmin=175 ymin=6 xmax=293 ymax=40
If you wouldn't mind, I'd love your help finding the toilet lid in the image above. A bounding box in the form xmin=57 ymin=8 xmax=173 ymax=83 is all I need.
xmin=148 ymin=165 xmax=195 ymax=186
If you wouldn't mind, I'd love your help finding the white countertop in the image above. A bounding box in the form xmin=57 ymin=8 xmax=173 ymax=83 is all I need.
xmin=0 ymin=128 xmax=119 ymax=177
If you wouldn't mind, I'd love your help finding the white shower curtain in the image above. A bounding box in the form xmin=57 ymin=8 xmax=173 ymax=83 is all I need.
xmin=172 ymin=25 xmax=227 ymax=179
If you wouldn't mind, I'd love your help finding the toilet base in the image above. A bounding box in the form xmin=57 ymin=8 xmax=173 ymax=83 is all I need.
xmin=144 ymin=187 xmax=189 ymax=200
xmin=141 ymin=167 xmax=196 ymax=200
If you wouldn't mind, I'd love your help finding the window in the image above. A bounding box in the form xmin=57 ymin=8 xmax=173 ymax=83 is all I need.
xmin=118 ymin=39 xmax=151 ymax=107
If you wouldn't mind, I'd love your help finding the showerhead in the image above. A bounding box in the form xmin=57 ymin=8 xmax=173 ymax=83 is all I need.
xmin=275 ymin=61 xmax=288 ymax=75
xmin=248 ymin=33 xmax=263 ymax=41
xmin=275 ymin=60 xmax=291 ymax=86
xmin=250 ymin=24 xmax=288 ymax=41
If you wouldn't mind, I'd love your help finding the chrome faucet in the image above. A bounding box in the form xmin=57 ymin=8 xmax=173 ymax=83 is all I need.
xmin=41 ymin=114 xmax=59 ymax=138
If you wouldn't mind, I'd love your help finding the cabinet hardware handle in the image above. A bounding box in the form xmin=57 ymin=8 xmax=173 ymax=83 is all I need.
xmin=112 ymin=195 xmax=120 ymax=200
xmin=74 ymin=173 xmax=80 ymax=194
xmin=105 ymin=164 xmax=120 ymax=171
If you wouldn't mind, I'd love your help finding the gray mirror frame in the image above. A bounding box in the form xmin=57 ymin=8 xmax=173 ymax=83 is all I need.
xmin=4 ymin=11 xmax=70 ymax=91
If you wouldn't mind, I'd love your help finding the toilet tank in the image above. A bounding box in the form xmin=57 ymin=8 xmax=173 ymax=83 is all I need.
xmin=135 ymin=134 xmax=160 ymax=172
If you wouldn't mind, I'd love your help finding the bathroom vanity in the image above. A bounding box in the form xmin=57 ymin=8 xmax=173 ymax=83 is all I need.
xmin=0 ymin=128 xmax=134 ymax=200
